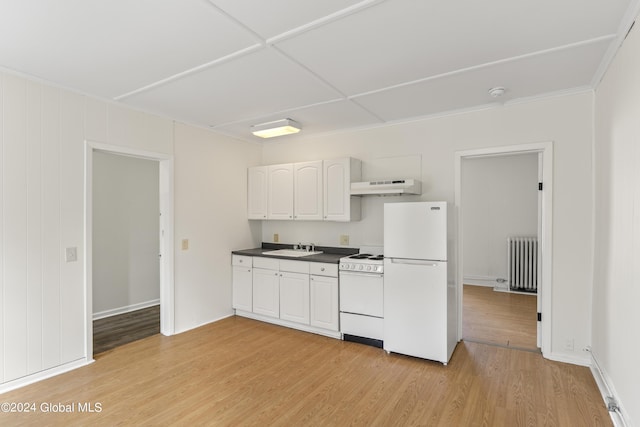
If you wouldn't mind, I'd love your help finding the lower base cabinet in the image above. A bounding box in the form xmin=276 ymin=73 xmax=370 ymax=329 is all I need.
xmin=310 ymin=275 xmax=339 ymax=331
xmin=279 ymin=272 xmax=310 ymax=324
xmin=252 ymin=267 xmax=280 ymax=318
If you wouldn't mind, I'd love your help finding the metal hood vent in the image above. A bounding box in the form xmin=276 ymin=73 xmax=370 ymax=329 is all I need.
xmin=350 ymin=179 xmax=422 ymax=196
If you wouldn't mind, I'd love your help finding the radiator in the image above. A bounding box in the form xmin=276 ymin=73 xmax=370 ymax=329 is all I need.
xmin=507 ymin=236 xmax=538 ymax=292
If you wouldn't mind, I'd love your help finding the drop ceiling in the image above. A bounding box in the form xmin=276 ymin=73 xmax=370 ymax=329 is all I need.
xmin=0 ymin=0 xmax=637 ymax=142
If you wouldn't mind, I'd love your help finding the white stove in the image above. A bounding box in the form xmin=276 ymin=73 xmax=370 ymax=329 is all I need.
xmin=339 ymin=253 xmax=384 ymax=347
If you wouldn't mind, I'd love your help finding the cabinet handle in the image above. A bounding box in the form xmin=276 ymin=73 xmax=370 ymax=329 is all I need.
xmin=320 ymin=267 xmax=325 ymax=271
xmin=239 ymin=259 xmax=243 ymax=263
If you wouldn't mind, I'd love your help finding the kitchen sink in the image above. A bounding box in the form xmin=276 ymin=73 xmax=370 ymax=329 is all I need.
xmin=262 ymin=249 xmax=323 ymax=257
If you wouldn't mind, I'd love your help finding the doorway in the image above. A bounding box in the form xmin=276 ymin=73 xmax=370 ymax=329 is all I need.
xmin=454 ymin=142 xmax=553 ymax=355
xmin=84 ymin=141 xmax=175 ymax=359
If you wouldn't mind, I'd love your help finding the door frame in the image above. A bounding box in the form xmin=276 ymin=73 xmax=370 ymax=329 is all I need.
xmin=84 ymin=140 xmax=175 ymax=359
xmin=454 ymin=142 xmax=553 ymax=356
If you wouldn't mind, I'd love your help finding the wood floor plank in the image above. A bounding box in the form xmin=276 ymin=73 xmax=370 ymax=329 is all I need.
xmin=463 ymin=284 xmax=538 ymax=350
xmin=93 ymin=305 xmax=160 ymax=354
xmin=1 ymin=316 xmax=611 ymax=426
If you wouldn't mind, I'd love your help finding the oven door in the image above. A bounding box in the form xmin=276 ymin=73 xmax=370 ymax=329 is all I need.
xmin=339 ymin=271 xmax=383 ymax=318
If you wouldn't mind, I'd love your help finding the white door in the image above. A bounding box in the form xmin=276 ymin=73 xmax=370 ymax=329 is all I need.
xmin=252 ymin=267 xmax=280 ymax=318
xmin=279 ymin=272 xmax=310 ymax=324
xmin=268 ymin=164 xmax=293 ymax=220
xmin=247 ymin=166 xmax=268 ymax=219
xmin=294 ymin=161 xmax=323 ymax=220
xmin=384 ymin=259 xmax=447 ymax=362
xmin=310 ymin=275 xmax=339 ymax=331
xmin=384 ymin=202 xmax=447 ymax=260
xmin=232 ymin=266 xmax=252 ymax=312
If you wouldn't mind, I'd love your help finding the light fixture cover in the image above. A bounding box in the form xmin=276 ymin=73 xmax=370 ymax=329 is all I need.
xmin=251 ymin=118 xmax=301 ymax=138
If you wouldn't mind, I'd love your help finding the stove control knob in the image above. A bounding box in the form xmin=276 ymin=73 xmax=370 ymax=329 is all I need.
xmin=358 ymin=265 xmax=364 ymax=270
xmin=350 ymin=264 xmax=356 ymax=270
xmin=366 ymin=265 xmax=372 ymax=271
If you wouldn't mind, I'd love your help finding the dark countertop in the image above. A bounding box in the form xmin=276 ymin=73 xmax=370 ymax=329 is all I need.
xmin=232 ymin=243 xmax=358 ymax=264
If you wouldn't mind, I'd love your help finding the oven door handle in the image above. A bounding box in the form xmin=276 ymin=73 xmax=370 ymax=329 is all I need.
xmin=339 ymin=271 xmax=383 ymax=278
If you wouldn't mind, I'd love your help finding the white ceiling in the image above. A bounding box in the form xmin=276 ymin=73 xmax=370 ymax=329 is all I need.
xmin=0 ymin=0 xmax=638 ymax=142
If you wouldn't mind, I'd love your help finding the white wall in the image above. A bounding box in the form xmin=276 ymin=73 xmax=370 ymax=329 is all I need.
xmin=462 ymin=154 xmax=538 ymax=286
xmin=92 ymin=151 xmax=160 ymax=315
xmin=173 ymin=123 xmax=261 ymax=333
xmin=261 ymin=92 xmax=594 ymax=363
xmin=593 ymin=19 xmax=640 ymax=425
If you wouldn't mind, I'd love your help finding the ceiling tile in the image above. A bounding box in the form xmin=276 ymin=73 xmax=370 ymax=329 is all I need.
xmin=123 ymin=48 xmax=342 ymax=126
xmin=210 ymin=0 xmax=365 ymax=39
xmin=276 ymin=0 xmax=629 ymax=95
xmin=0 ymin=0 xmax=258 ymax=97
xmin=354 ymin=40 xmax=611 ymax=122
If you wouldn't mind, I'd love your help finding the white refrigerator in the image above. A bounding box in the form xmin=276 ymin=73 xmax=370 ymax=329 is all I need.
xmin=383 ymin=201 xmax=458 ymax=364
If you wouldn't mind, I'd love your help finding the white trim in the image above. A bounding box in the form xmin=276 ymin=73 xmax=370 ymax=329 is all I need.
xmin=544 ymin=351 xmax=590 ymax=367
xmin=589 ymin=350 xmax=631 ymax=427
xmin=235 ymin=311 xmax=342 ymax=340
xmin=463 ymin=276 xmax=500 ymax=287
xmin=173 ymin=313 xmax=235 ymax=335
xmin=92 ymin=299 xmax=160 ymax=321
xmin=0 ymin=359 xmax=93 ymax=395
xmin=455 ymin=142 xmax=553 ymax=358
xmin=84 ymin=141 xmax=175 ymax=364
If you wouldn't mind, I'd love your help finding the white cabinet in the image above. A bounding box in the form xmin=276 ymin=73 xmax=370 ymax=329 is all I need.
xmin=268 ymin=164 xmax=294 ymax=220
xmin=323 ymin=157 xmax=361 ymax=222
xmin=294 ymin=160 xmax=323 ymax=220
xmin=310 ymin=263 xmax=339 ymax=331
xmin=232 ymin=255 xmax=253 ymax=312
xmin=247 ymin=166 xmax=268 ymax=220
xmin=279 ymin=272 xmax=310 ymax=324
xmin=252 ymin=267 xmax=280 ymax=318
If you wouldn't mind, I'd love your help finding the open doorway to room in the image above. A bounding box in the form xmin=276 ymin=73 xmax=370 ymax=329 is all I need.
xmin=455 ymin=143 xmax=552 ymax=355
xmin=91 ymin=151 xmax=160 ymax=354
xmin=85 ymin=141 xmax=175 ymax=359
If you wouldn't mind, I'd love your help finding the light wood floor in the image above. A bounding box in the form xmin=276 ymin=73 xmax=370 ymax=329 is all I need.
xmin=2 ymin=316 xmax=610 ymax=426
xmin=463 ymin=284 xmax=538 ymax=351
xmin=93 ymin=305 xmax=160 ymax=355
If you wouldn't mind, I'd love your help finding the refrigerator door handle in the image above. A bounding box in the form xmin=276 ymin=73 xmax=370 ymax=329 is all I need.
xmin=389 ymin=258 xmax=439 ymax=267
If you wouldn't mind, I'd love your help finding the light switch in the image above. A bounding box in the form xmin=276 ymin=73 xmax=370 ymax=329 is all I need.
xmin=181 ymin=239 xmax=189 ymax=250
xmin=273 ymin=233 xmax=279 ymax=243
xmin=65 ymin=247 xmax=78 ymax=262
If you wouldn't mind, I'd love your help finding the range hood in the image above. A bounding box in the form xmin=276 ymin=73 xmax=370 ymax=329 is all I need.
xmin=350 ymin=179 xmax=422 ymax=196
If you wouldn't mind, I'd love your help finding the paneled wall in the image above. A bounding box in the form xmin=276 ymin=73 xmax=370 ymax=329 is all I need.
xmin=1 ymin=73 xmax=85 ymax=382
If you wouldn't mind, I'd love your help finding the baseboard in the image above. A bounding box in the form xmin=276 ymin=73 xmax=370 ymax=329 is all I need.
xmin=463 ymin=275 xmax=499 ymax=287
xmin=589 ymin=350 xmax=631 ymax=427
xmin=172 ymin=312 xmax=235 ymax=335
xmin=543 ymin=350 xmax=591 ymax=367
xmin=0 ymin=358 xmax=93 ymax=395
xmin=93 ymin=299 xmax=160 ymax=320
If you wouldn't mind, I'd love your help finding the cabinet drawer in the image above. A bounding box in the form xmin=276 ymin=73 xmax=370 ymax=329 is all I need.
xmin=253 ymin=257 xmax=279 ymax=270
xmin=279 ymin=260 xmax=309 ymax=274
xmin=232 ymin=255 xmax=252 ymax=267
xmin=310 ymin=262 xmax=337 ymax=277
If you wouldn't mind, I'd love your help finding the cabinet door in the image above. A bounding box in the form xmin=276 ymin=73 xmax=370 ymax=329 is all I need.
xmin=232 ymin=266 xmax=252 ymax=311
xmin=279 ymin=272 xmax=310 ymax=324
xmin=247 ymin=166 xmax=268 ymax=219
xmin=323 ymin=158 xmax=360 ymax=222
xmin=253 ymin=268 xmax=280 ymax=318
xmin=310 ymin=275 xmax=339 ymax=331
xmin=268 ymin=164 xmax=294 ymax=220
xmin=294 ymin=160 xmax=323 ymax=220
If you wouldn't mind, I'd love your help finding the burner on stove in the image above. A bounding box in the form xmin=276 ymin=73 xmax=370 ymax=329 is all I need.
xmin=369 ymin=255 xmax=384 ymax=261
xmin=349 ymin=253 xmax=373 ymax=259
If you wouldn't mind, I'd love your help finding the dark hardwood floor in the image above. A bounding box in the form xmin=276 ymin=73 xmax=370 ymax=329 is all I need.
xmin=93 ymin=305 xmax=160 ymax=355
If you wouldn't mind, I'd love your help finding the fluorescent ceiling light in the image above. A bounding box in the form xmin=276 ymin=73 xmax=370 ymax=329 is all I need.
xmin=251 ymin=118 xmax=301 ymax=138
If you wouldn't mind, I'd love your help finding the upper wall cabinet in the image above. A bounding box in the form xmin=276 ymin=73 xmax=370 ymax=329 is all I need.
xmin=268 ymin=164 xmax=294 ymax=220
xmin=248 ymin=157 xmax=361 ymax=222
xmin=294 ymin=160 xmax=323 ymax=221
xmin=247 ymin=166 xmax=268 ymax=219
xmin=324 ymin=158 xmax=361 ymax=222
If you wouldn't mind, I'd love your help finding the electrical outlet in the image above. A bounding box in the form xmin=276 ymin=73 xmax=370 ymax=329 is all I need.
xmin=340 ymin=235 xmax=349 ymax=245
xmin=65 ymin=247 xmax=77 ymax=263
xmin=273 ymin=233 xmax=279 ymax=243
xmin=181 ymin=239 xmax=189 ymax=250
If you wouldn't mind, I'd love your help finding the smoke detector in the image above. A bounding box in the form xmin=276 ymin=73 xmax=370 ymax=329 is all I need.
xmin=489 ymin=87 xmax=506 ymax=98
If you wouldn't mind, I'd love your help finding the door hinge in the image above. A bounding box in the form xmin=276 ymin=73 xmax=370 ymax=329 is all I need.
xmin=538 ymin=182 xmax=543 ymax=191
xmin=537 ymin=312 xmax=542 ymax=322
